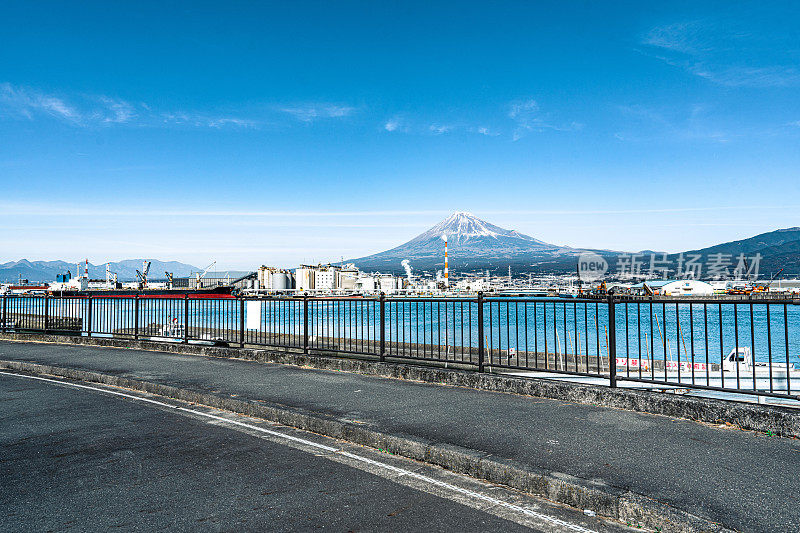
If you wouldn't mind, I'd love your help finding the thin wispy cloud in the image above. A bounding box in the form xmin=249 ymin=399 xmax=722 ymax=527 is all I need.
xmin=279 ymin=104 xmax=355 ymax=122
xmin=0 ymin=83 xmax=360 ymax=130
xmin=428 ymin=124 xmax=451 ymax=134
xmin=384 ymin=118 xmax=400 ymax=132
xmin=95 ymin=96 xmax=136 ymax=124
xmin=616 ymin=104 xmax=731 ymax=143
xmin=508 ymin=99 xmax=581 ymax=140
xmin=381 ymin=103 xmax=578 ymax=140
xmin=509 ymin=99 xmax=542 ymax=140
xmin=0 ymin=82 xmax=258 ymax=129
xmin=382 ymin=116 xmax=453 ymax=135
xmin=475 ymin=127 xmax=499 ymax=136
xmin=641 ymin=17 xmax=800 ymax=87
xmin=0 ymin=83 xmax=80 ymax=122
xmin=161 ymin=112 xmax=258 ymax=129
xmin=384 ymin=117 xmax=458 ymax=135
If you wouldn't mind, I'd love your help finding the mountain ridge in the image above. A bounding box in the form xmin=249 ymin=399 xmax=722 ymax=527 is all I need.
xmin=350 ymin=212 xmax=800 ymax=277
xmin=0 ymin=259 xmax=200 ymax=283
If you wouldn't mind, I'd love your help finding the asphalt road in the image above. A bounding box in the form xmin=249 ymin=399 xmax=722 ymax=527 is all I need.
xmin=3 ymin=340 xmax=799 ymax=531
xmin=0 ymin=370 xmax=619 ymax=532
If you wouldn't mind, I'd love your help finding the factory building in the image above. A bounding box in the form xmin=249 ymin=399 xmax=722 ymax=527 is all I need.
xmin=337 ymin=265 xmax=360 ymax=290
xmin=294 ymin=266 xmax=317 ymax=291
xmin=378 ymin=275 xmax=402 ymax=293
xmin=187 ymin=271 xmax=251 ymax=289
xmin=257 ymin=266 xmax=295 ymax=291
xmin=456 ymin=277 xmax=487 ymax=292
xmin=295 ymin=263 xmax=365 ymax=293
xmin=288 ymin=264 xmax=404 ymax=294
xmin=315 ymin=269 xmax=336 ymax=291
xmin=354 ymin=276 xmax=376 ymax=292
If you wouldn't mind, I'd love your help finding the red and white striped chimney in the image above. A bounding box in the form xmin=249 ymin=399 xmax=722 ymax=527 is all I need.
xmin=443 ymin=233 xmax=449 ymax=288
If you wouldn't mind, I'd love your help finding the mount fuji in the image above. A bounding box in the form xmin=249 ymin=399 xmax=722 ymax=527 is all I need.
xmin=350 ymin=212 xmax=587 ymax=274
xmin=349 ymin=212 xmax=800 ymax=277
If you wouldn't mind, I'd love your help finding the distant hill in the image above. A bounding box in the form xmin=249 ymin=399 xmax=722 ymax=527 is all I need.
xmin=682 ymin=227 xmax=800 ymax=257
xmin=0 ymin=259 xmax=200 ymax=283
xmin=676 ymin=227 xmax=800 ymax=278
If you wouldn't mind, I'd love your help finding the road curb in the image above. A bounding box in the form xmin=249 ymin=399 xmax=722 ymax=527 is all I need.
xmin=2 ymin=332 xmax=800 ymax=439
xmin=0 ymin=358 xmax=729 ymax=532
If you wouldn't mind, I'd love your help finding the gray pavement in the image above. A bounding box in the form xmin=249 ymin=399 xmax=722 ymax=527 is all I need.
xmin=0 ymin=372 xmax=621 ymax=532
xmin=1 ymin=340 xmax=798 ymax=532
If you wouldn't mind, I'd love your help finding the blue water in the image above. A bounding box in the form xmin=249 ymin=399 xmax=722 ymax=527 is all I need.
xmin=8 ymin=296 xmax=800 ymax=368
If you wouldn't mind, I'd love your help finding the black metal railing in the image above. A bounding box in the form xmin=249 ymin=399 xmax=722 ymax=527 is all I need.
xmin=2 ymin=293 xmax=799 ymax=400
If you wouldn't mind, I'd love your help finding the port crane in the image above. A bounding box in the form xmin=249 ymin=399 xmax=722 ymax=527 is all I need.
xmin=165 ymin=272 xmax=174 ymax=289
xmin=753 ymin=268 xmax=784 ymax=293
xmin=105 ymin=263 xmax=118 ymax=288
xmin=195 ymin=261 xmax=216 ymax=288
xmin=135 ymin=261 xmax=151 ymax=290
xmin=727 ymin=256 xmax=783 ymax=294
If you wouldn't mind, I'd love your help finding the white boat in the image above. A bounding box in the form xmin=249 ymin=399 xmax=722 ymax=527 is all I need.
xmin=511 ymin=347 xmax=800 ymax=394
xmin=616 ymin=347 xmax=800 ymax=392
xmin=145 ymin=321 xmax=229 ymax=347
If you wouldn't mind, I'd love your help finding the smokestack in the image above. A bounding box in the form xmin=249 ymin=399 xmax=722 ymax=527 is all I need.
xmin=84 ymin=259 xmax=89 ymax=279
xmin=442 ymin=233 xmax=449 ymax=288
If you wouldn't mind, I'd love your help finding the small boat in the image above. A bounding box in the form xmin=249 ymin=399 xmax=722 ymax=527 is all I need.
xmin=143 ymin=320 xmax=229 ymax=347
xmin=616 ymin=347 xmax=800 ymax=391
xmin=512 ymin=347 xmax=800 ymax=394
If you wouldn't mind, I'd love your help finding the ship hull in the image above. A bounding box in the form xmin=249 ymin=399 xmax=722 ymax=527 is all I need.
xmin=47 ymin=286 xmax=235 ymax=298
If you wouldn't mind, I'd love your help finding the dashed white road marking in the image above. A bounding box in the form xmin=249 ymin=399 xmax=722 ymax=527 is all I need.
xmin=0 ymin=370 xmax=595 ymax=532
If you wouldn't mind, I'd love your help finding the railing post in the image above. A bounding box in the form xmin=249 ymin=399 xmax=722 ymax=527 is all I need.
xmin=86 ymin=295 xmax=93 ymax=337
xmin=379 ymin=292 xmax=386 ymax=362
xmin=43 ymin=294 xmax=49 ymax=333
xmin=608 ymin=294 xmax=617 ymax=388
xmin=1 ymin=295 xmax=6 ymax=333
xmin=303 ymin=293 xmax=309 ymax=354
xmin=239 ymin=297 xmax=245 ymax=348
xmin=183 ymin=294 xmax=189 ymax=344
xmin=477 ymin=292 xmax=485 ymax=372
xmin=134 ymin=295 xmax=140 ymax=340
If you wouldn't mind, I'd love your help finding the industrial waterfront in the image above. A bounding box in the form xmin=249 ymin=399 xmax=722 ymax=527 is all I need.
xmin=5 ymin=214 xmax=800 ymax=300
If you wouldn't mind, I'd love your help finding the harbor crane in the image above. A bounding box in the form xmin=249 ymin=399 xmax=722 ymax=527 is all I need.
xmin=195 ymin=261 xmax=216 ymax=288
xmin=135 ymin=261 xmax=151 ymax=290
xmin=165 ymin=272 xmax=174 ymax=290
xmin=105 ymin=263 xmax=118 ymax=288
xmin=753 ymin=268 xmax=784 ymax=293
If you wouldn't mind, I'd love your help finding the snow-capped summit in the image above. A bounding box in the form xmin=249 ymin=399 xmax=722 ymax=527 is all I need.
xmin=425 ymin=211 xmax=548 ymax=246
xmin=351 ymin=211 xmax=570 ymax=272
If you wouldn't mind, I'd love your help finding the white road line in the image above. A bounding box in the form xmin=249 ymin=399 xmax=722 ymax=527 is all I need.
xmin=0 ymin=371 xmax=595 ymax=532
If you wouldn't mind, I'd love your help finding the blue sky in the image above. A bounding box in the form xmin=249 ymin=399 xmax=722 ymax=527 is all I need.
xmin=1 ymin=1 xmax=799 ymax=268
